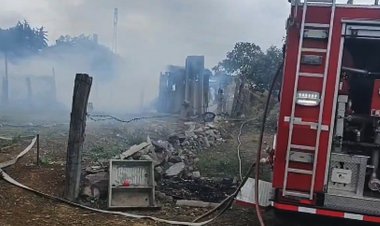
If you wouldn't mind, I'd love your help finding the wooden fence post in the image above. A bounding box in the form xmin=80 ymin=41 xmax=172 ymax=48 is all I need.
xmin=36 ymin=134 xmax=40 ymax=166
xmin=64 ymin=73 xmax=92 ymax=201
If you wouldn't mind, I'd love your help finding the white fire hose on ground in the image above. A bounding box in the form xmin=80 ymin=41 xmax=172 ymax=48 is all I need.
xmin=0 ymin=136 xmax=231 ymax=226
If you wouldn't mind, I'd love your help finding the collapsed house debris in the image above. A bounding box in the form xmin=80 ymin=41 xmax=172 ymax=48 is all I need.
xmin=158 ymin=56 xmax=211 ymax=116
xmin=81 ymin=121 xmax=228 ymax=203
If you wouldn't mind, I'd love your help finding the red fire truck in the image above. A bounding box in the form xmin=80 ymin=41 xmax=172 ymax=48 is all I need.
xmin=237 ymin=0 xmax=380 ymax=223
xmin=264 ymin=0 xmax=380 ymax=223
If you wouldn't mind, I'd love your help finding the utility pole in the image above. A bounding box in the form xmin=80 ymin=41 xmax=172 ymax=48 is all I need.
xmin=64 ymin=73 xmax=92 ymax=201
xmin=112 ymin=8 xmax=118 ymax=54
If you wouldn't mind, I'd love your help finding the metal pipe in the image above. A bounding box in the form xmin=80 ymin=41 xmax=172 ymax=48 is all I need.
xmin=369 ymin=149 xmax=380 ymax=191
xmin=342 ymin=66 xmax=368 ymax=74
xmin=369 ymin=126 xmax=380 ymax=192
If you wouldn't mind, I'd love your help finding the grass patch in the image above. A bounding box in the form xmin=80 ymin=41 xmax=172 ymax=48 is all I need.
xmin=84 ymin=146 xmax=121 ymax=163
xmin=196 ymin=140 xmax=251 ymax=178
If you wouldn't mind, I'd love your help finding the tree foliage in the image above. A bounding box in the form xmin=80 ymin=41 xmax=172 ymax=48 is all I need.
xmin=0 ymin=20 xmax=48 ymax=57
xmin=48 ymin=34 xmax=122 ymax=80
xmin=214 ymin=42 xmax=283 ymax=90
xmin=55 ymin=34 xmax=97 ymax=48
xmin=0 ymin=20 xmax=122 ymax=80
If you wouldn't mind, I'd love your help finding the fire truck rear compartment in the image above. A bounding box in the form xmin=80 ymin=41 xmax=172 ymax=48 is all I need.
xmin=326 ymin=36 xmax=380 ymax=215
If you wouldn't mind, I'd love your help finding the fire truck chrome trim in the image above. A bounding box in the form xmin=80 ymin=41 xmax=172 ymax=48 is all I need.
xmin=301 ymin=47 xmax=327 ymax=53
xmin=310 ymin=0 xmax=336 ymax=199
xmin=284 ymin=116 xmax=329 ymax=131
xmin=299 ymin=72 xmax=324 ymax=78
xmin=282 ymin=0 xmax=309 ymax=198
xmin=305 ymin=23 xmax=330 ymax=28
xmin=290 ymin=144 xmax=315 ymax=150
xmin=292 ymin=1 xmax=380 ymax=8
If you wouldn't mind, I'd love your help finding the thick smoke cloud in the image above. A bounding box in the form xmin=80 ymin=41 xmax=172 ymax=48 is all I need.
xmin=0 ymin=0 xmax=289 ymax=113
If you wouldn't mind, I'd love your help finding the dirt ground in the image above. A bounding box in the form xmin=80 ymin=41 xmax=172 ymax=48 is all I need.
xmin=0 ymin=163 xmax=257 ymax=226
xmin=0 ymin=118 xmax=376 ymax=226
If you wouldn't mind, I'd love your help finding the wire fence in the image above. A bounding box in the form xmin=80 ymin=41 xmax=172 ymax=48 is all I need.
xmin=87 ymin=113 xmax=177 ymax=123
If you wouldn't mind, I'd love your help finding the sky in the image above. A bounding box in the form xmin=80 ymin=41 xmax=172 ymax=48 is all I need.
xmin=0 ymin=0 xmax=291 ymax=112
xmin=0 ymin=0 xmax=290 ymax=68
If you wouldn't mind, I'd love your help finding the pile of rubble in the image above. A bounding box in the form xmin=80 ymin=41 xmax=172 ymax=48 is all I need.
xmin=81 ymin=122 xmax=225 ymax=200
xmin=117 ymin=122 xmax=225 ymax=179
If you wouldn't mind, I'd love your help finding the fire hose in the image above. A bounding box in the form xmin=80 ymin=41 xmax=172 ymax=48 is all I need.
xmin=0 ymin=62 xmax=282 ymax=225
xmin=0 ymin=136 xmax=215 ymax=226
xmin=193 ymin=61 xmax=284 ymax=225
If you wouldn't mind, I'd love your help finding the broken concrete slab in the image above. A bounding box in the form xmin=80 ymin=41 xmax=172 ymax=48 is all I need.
xmin=119 ymin=142 xmax=149 ymax=159
xmin=203 ymin=137 xmax=210 ymax=148
xmin=152 ymin=140 xmax=171 ymax=152
xmin=192 ymin=171 xmax=201 ymax=178
xmin=147 ymin=149 xmax=167 ymax=166
xmin=168 ymin=155 xmax=182 ymax=163
xmin=185 ymin=131 xmax=196 ymax=138
xmin=165 ymin=162 xmax=185 ymax=177
xmin=140 ymin=154 xmax=154 ymax=162
xmin=168 ymin=133 xmax=186 ymax=144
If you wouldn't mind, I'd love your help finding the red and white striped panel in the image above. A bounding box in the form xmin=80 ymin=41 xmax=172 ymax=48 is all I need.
xmin=272 ymin=202 xmax=380 ymax=223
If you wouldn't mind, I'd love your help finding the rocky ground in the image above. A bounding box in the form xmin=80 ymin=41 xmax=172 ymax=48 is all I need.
xmin=0 ymin=115 xmax=375 ymax=226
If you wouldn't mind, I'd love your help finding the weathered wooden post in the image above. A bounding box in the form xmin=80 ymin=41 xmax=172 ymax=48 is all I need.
xmin=64 ymin=73 xmax=92 ymax=201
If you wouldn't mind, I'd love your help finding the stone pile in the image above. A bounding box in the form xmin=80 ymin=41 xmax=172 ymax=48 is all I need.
xmin=117 ymin=122 xmax=224 ymax=179
xmin=81 ymin=122 xmax=225 ymax=200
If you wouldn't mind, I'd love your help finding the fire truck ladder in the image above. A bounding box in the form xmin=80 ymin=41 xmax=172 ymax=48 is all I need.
xmin=283 ymin=0 xmax=336 ymax=200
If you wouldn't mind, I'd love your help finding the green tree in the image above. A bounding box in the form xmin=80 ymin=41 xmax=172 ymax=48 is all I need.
xmin=261 ymin=46 xmax=283 ymax=90
xmin=214 ymin=42 xmax=282 ymax=90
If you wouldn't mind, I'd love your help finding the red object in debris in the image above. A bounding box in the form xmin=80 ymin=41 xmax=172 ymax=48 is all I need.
xmin=122 ymin=179 xmax=131 ymax=187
